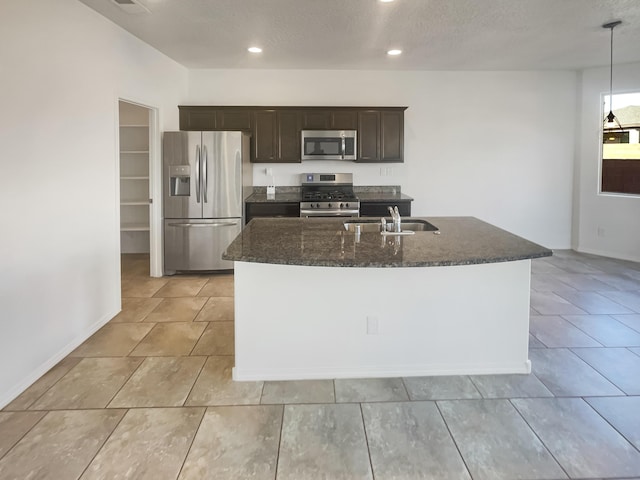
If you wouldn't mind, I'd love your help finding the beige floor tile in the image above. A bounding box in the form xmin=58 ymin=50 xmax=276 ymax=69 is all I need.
xmin=110 ymin=297 xmax=162 ymax=322
xmin=3 ymin=357 xmax=81 ymax=411
xmin=195 ymin=297 xmax=235 ymax=322
xmin=261 ymin=380 xmax=336 ymax=404
xmin=153 ymin=278 xmax=209 ymax=297
xmin=121 ymin=277 xmax=169 ymax=298
xmin=144 ymin=297 xmax=208 ymax=322
xmin=69 ymin=323 xmax=154 ymax=357
xmin=179 ymin=406 xmax=282 ymax=480
xmin=31 ymin=358 xmax=142 ymax=410
xmin=198 ymin=275 xmax=234 ymax=297
xmin=186 ymin=356 xmax=263 ymax=406
xmin=191 ymin=322 xmax=234 ymax=356
xmin=0 ymin=409 xmax=125 ymax=480
xmin=0 ymin=411 xmax=46 ymax=458
xmin=109 ymin=356 xmax=206 ymax=407
xmin=81 ymin=407 xmax=205 ymax=480
xmin=130 ymin=322 xmax=206 ymax=356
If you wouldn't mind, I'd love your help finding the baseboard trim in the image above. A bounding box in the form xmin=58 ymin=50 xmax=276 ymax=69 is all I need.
xmin=576 ymin=247 xmax=640 ymax=263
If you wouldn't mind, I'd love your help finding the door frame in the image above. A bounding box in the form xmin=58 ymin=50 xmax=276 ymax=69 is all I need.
xmin=116 ymin=97 xmax=163 ymax=278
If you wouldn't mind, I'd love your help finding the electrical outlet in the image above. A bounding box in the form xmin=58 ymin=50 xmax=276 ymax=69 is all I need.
xmin=366 ymin=316 xmax=379 ymax=335
xmin=597 ymin=227 xmax=606 ymax=237
xmin=380 ymin=168 xmax=386 ymax=176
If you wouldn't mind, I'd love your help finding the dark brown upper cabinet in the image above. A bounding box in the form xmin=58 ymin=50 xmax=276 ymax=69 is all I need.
xmin=300 ymin=109 xmax=358 ymax=130
xmin=179 ymin=106 xmax=251 ymax=131
xmin=252 ymin=109 xmax=301 ymax=163
xmin=178 ymin=106 xmax=406 ymax=163
xmin=357 ymin=108 xmax=405 ymax=163
xmin=331 ymin=110 xmax=358 ymax=130
xmin=301 ymin=110 xmax=331 ymax=129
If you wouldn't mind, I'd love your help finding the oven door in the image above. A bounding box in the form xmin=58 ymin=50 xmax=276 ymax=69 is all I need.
xmin=301 ymin=130 xmax=357 ymax=161
xmin=300 ymin=208 xmax=360 ymax=218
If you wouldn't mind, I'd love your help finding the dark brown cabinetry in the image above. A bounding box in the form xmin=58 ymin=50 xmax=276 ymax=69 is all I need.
xmin=300 ymin=109 xmax=358 ymax=130
xmin=245 ymin=202 xmax=300 ymax=224
xmin=359 ymin=200 xmax=411 ymax=217
xmin=357 ymin=109 xmax=404 ymax=163
xmin=179 ymin=106 xmax=252 ymax=131
xmin=178 ymin=106 xmax=406 ymax=163
xmin=252 ymin=110 xmax=300 ymax=163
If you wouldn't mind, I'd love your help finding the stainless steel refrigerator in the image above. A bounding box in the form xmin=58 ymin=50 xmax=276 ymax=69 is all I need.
xmin=163 ymin=131 xmax=252 ymax=274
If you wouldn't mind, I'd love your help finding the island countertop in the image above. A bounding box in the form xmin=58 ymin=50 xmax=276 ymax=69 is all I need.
xmin=223 ymin=217 xmax=552 ymax=268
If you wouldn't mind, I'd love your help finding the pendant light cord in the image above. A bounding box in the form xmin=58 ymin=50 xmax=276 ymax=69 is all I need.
xmin=609 ymin=24 xmax=614 ymax=106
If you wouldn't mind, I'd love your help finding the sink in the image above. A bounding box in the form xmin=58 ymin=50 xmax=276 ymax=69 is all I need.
xmin=344 ymin=218 xmax=438 ymax=233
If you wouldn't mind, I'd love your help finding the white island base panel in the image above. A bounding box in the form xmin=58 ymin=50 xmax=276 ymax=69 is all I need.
xmin=232 ymin=260 xmax=532 ymax=381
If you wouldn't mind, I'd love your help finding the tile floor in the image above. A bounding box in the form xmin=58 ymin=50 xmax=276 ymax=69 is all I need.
xmin=2 ymin=251 xmax=640 ymax=479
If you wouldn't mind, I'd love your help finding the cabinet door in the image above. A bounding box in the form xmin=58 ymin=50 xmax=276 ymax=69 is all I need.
xmin=331 ymin=110 xmax=358 ymax=130
xmin=179 ymin=107 xmax=216 ymax=130
xmin=277 ymin=110 xmax=301 ymax=163
xmin=359 ymin=201 xmax=411 ymax=217
xmin=357 ymin=111 xmax=380 ymax=162
xmin=381 ymin=111 xmax=404 ymax=162
xmin=215 ymin=109 xmax=252 ymax=130
xmin=246 ymin=202 xmax=300 ymax=224
xmin=252 ymin=110 xmax=277 ymax=163
xmin=301 ymin=110 xmax=331 ymax=129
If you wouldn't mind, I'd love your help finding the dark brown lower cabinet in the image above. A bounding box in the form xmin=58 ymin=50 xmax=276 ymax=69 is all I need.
xmin=359 ymin=201 xmax=411 ymax=217
xmin=245 ymin=202 xmax=300 ymax=224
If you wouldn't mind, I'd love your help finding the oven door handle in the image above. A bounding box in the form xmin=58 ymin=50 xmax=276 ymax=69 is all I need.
xmin=300 ymin=209 xmax=360 ymax=217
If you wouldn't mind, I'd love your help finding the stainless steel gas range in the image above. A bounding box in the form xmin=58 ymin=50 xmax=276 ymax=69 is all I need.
xmin=299 ymin=173 xmax=360 ymax=217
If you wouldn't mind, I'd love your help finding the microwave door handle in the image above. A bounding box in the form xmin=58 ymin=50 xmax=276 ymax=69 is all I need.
xmin=341 ymin=134 xmax=346 ymax=160
xmin=195 ymin=145 xmax=201 ymax=203
xmin=203 ymin=145 xmax=208 ymax=203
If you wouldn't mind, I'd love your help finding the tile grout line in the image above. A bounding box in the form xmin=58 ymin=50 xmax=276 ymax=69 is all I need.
xmin=175 ymin=405 xmax=208 ymax=479
xmin=433 ymin=400 xmax=474 ymax=480
xmin=507 ymin=398 xmax=572 ymax=480
xmin=274 ymin=404 xmax=285 ymax=479
xmin=358 ymin=403 xmax=376 ymax=480
xmin=182 ymin=356 xmax=209 ymax=407
xmin=187 ymin=321 xmax=210 ymax=356
xmin=0 ymin=410 xmax=48 ymax=463
xmin=76 ymin=407 xmax=130 ymax=479
xmin=103 ymin=357 xmax=146 ymax=409
xmin=580 ymin=395 xmax=640 ymax=456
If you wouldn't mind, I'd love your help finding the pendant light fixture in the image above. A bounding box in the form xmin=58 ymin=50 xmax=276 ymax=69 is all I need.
xmin=603 ymin=20 xmax=623 ymax=130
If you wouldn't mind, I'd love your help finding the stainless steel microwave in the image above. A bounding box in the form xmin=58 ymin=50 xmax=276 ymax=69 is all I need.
xmin=301 ymin=130 xmax=357 ymax=161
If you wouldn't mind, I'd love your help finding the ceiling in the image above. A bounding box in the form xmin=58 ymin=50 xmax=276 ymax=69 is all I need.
xmin=78 ymin=0 xmax=640 ymax=71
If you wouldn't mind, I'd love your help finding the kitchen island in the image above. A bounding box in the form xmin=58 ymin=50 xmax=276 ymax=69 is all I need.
xmin=223 ymin=217 xmax=551 ymax=381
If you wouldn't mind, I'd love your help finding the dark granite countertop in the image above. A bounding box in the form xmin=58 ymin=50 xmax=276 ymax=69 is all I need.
xmin=223 ymin=217 xmax=552 ymax=268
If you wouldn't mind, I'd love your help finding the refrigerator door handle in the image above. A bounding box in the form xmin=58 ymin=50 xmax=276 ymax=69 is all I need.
xmin=203 ymin=145 xmax=208 ymax=203
xmin=167 ymin=222 xmax=239 ymax=228
xmin=195 ymin=144 xmax=201 ymax=203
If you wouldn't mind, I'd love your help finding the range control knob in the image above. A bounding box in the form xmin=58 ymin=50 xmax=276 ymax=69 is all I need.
xmin=328 ymin=203 xmax=332 ymax=208
xmin=340 ymin=203 xmax=344 ymax=208
xmin=316 ymin=203 xmax=320 ymax=208
xmin=345 ymin=203 xmax=349 ymax=208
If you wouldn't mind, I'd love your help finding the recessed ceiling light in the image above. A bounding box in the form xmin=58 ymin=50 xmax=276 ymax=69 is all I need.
xmin=248 ymin=47 xmax=262 ymax=53
xmin=387 ymin=49 xmax=402 ymax=56
xmin=379 ymin=0 xmax=395 ymax=3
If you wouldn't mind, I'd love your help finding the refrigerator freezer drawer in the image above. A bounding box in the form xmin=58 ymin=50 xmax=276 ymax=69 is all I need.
xmin=164 ymin=219 xmax=241 ymax=273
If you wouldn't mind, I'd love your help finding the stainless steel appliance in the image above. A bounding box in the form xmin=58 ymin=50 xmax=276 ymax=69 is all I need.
xmin=301 ymin=130 xmax=357 ymax=161
xmin=163 ymin=131 xmax=252 ymax=274
xmin=299 ymin=173 xmax=360 ymax=217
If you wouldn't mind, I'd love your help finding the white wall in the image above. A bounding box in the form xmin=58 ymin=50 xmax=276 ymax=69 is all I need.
xmin=0 ymin=0 xmax=187 ymax=407
xmin=575 ymin=62 xmax=640 ymax=262
xmin=189 ymin=69 xmax=577 ymax=248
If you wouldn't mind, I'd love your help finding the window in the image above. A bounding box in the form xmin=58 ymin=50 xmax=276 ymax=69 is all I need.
xmin=601 ymin=92 xmax=640 ymax=195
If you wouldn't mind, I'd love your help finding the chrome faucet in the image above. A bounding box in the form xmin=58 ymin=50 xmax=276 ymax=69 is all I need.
xmin=388 ymin=206 xmax=401 ymax=232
